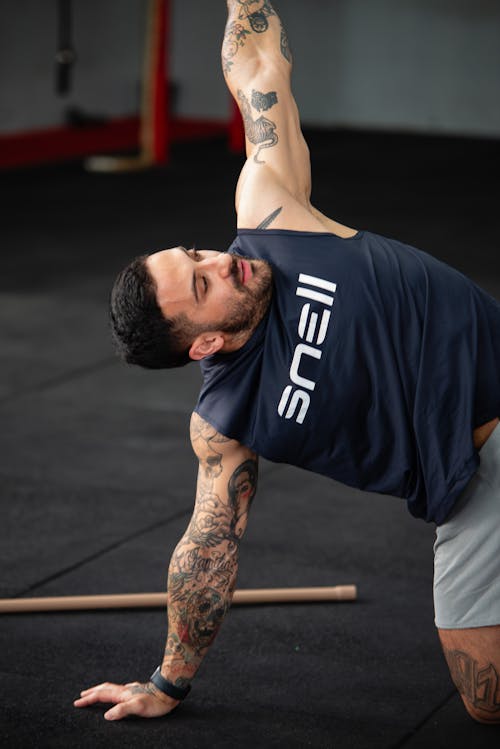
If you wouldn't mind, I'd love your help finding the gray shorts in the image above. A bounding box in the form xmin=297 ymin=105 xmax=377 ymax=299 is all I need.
xmin=433 ymin=424 xmax=500 ymax=629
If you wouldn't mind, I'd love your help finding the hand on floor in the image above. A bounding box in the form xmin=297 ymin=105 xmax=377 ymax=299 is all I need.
xmin=74 ymin=681 xmax=180 ymax=720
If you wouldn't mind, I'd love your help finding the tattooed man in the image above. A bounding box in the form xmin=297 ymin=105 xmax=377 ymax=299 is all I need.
xmin=77 ymin=0 xmax=500 ymax=724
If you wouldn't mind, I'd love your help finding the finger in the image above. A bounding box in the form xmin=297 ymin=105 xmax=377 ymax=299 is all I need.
xmin=79 ymin=681 xmax=120 ymax=696
xmin=74 ymin=694 xmax=111 ymax=707
xmin=74 ymin=693 xmax=109 ymax=708
xmin=104 ymin=698 xmax=143 ymax=721
xmin=74 ymin=684 xmax=129 ymax=707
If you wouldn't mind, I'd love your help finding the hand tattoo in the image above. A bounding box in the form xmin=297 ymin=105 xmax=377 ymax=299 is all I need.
xmin=129 ymin=683 xmax=159 ymax=698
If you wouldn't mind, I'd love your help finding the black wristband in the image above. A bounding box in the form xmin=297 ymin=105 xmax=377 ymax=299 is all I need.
xmin=149 ymin=667 xmax=191 ymax=701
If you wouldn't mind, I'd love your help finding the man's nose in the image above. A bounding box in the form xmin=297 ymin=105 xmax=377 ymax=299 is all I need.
xmin=202 ymin=253 xmax=233 ymax=278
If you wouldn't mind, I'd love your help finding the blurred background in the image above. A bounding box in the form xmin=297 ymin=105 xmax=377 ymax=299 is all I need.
xmin=1 ymin=3 xmax=500 ymax=747
xmin=1 ymin=0 xmax=500 ymax=168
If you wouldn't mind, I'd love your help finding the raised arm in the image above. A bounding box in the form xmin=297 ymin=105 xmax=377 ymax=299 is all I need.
xmin=224 ymin=1 xmax=357 ymax=236
xmin=224 ymin=1 xmax=310 ymax=225
xmin=75 ymin=413 xmax=258 ymax=720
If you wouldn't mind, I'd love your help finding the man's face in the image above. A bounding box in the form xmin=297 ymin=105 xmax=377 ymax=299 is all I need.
xmin=146 ymin=247 xmax=272 ymax=344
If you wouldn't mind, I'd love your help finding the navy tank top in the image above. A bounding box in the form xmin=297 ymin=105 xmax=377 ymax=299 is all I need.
xmin=195 ymin=229 xmax=500 ymax=524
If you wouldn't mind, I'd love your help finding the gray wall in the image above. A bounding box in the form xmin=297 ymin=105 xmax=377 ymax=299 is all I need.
xmin=1 ymin=0 xmax=499 ymax=137
xmin=286 ymin=0 xmax=500 ymax=136
xmin=0 ymin=0 xmax=147 ymax=132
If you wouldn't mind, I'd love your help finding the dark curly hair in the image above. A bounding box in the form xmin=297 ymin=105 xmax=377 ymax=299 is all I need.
xmin=109 ymin=255 xmax=193 ymax=369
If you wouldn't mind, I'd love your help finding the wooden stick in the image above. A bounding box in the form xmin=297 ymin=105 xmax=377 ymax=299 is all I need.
xmin=0 ymin=586 xmax=357 ymax=613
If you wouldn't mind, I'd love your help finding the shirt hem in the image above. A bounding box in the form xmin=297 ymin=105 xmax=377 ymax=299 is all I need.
xmin=237 ymin=228 xmax=365 ymax=241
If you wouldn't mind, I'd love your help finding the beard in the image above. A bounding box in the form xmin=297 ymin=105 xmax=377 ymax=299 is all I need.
xmin=190 ymin=253 xmax=272 ymax=340
xmin=216 ymin=253 xmax=273 ymax=336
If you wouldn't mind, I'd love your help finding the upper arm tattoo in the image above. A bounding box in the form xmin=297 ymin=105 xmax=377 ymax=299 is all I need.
xmin=238 ymin=89 xmax=279 ymax=164
xmin=280 ymin=23 xmax=292 ymax=62
xmin=252 ymin=89 xmax=278 ymax=112
xmin=190 ymin=413 xmax=230 ymax=480
xmin=256 ymin=207 xmax=283 ymax=229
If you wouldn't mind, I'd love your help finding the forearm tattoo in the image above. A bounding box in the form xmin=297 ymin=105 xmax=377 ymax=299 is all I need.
xmin=163 ymin=415 xmax=258 ymax=685
xmin=223 ymin=1 xmax=291 ymax=74
xmin=443 ymin=648 xmax=500 ymax=719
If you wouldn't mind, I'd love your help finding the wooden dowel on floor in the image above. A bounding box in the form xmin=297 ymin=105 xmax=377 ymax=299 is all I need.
xmin=0 ymin=586 xmax=357 ymax=613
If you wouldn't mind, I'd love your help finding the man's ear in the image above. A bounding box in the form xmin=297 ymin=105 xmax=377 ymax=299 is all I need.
xmin=189 ymin=332 xmax=225 ymax=361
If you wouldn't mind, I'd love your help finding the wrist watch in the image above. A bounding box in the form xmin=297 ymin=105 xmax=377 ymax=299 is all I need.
xmin=149 ymin=667 xmax=191 ymax=700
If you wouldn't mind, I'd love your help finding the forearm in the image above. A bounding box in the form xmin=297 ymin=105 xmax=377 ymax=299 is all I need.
xmin=160 ymin=526 xmax=240 ymax=687
xmin=222 ymin=0 xmax=292 ymax=82
xmin=157 ymin=415 xmax=257 ymax=691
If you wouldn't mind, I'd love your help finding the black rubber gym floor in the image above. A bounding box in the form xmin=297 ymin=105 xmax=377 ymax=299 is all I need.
xmin=1 ymin=131 xmax=499 ymax=748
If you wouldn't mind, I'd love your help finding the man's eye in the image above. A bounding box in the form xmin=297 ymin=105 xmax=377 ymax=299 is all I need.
xmin=196 ymin=274 xmax=208 ymax=298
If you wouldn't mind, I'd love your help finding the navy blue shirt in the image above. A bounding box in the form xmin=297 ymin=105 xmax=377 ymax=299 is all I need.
xmin=195 ymin=229 xmax=500 ymax=524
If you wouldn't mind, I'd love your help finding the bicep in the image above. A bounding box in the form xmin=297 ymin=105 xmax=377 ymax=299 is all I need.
xmin=190 ymin=413 xmax=258 ymax=539
xmin=239 ymin=69 xmax=309 ymax=171
xmin=231 ymin=64 xmax=312 ymax=215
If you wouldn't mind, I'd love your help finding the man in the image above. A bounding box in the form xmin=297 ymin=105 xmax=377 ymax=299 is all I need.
xmin=75 ymin=0 xmax=500 ymax=723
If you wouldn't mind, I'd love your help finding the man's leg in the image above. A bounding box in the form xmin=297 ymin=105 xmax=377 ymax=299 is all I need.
xmin=438 ymin=626 xmax=500 ymax=723
xmin=434 ymin=425 xmax=500 ymax=723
